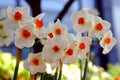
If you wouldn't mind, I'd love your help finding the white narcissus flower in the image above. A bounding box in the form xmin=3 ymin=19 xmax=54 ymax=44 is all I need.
xmin=0 ymin=20 xmax=14 ymax=47
xmin=89 ymin=16 xmax=111 ymax=40
xmin=61 ymin=44 xmax=79 ymax=64
xmin=33 ymin=13 xmax=48 ymax=39
xmin=76 ymin=33 xmax=92 ymax=59
xmin=51 ymin=60 xmax=59 ymax=70
xmin=15 ymin=21 xmax=36 ymax=49
xmin=23 ymin=52 xmax=46 ymax=74
xmin=7 ymin=6 xmax=33 ymax=30
xmin=0 ymin=29 xmax=14 ymax=47
xmin=1 ymin=6 xmax=13 ymax=18
xmin=48 ymin=19 xmax=68 ymax=38
xmin=71 ymin=9 xmax=92 ymax=33
xmin=100 ymin=30 xmax=117 ymax=54
xmin=42 ymin=37 xmax=67 ymax=63
xmin=61 ymin=34 xmax=79 ymax=64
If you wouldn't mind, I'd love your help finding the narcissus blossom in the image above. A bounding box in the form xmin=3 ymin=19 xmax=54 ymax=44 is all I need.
xmin=100 ymin=30 xmax=117 ymax=54
xmin=24 ymin=52 xmax=46 ymax=74
xmin=61 ymin=44 xmax=79 ymax=64
xmin=33 ymin=13 xmax=48 ymax=39
xmin=0 ymin=30 xmax=14 ymax=47
xmin=48 ymin=19 xmax=68 ymax=38
xmin=76 ymin=33 xmax=92 ymax=59
xmin=89 ymin=16 xmax=110 ymax=39
xmin=61 ymin=34 xmax=78 ymax=64
xmin=15 ymin=21 xmax=36 ymax=49
xmin=42 ymin=37 xmax=67 ymax=63
xmin=71 ymin=9 xmax=92 ymax=33
xmin=0 ymin=20 xmax=14 ymax=47
xmin=7 ymin=6 xmax=33 ymax=30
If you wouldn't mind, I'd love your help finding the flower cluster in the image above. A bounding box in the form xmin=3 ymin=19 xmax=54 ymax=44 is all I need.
xmin=0 ymin=6 xmax=117 ymax=75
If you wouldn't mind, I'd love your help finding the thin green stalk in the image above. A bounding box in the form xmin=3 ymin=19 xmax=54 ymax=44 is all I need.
xmin=13 ymin=48 xmax=22 ymax=80
xmin=92 ymin=40 xmax=100 ymax=43
xmin=0 ymin=35 xmax=3 ymax=37
xmin=30 ymin=47 xmax=33 ymax=52
xmin=58 ymin=70 xmax=62 ymax=80
xmin=54 ymin=67 xmax=58 ymax=80
xmin=82 ymin=58 xmax=88 ymax=80
xmin=0 ymin=17 xmax=6 ymax=21
xmin=41 ymin=73 xmax=44 ymax=80
xmin=30 ymin=74 xmax=36 ymax=80
xmin=79 ymin=60 xmax=82 ymax=80
xmin=58 ymin=60 xmax=63 ymax=80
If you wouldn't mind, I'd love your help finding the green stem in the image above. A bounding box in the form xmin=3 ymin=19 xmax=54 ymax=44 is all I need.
xmin=13 ymin=48 xmax=22 ymax=80
xmin=92 ymin=40 xmax=100 ymax=43
xmin=0 ymin=17 xmax=6 ymax=21
xmin=79 ymin=60 xmax=82 ymax=80
xmin=82 ymin=58 xmax=88 ymax=80
xmin=30 ymin=74 xmax=36 ymax=80
xmin=58 ymin=60 xmax=63 ymax=80
xmin=30 ymin=47 xmax=33 ymax=52
xmin=58 ymin=70 xmax=62 ymax=80
xmin=54 ymin=67 xmax=58 ymax=80
xmin=0 ymin=35 xmax=3 ymax=38
xmin=41 ymin=73 xmax=44 ymax=80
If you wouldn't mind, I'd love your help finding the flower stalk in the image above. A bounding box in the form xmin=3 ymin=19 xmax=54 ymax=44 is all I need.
xmin=79 ymin=60 xmax=83 ymax=80
xmin=13 ymin=48 xmax=22 ymax=80
xmin=58 ymin=60 xmax=63 ymax=80
xmin=0 ymin=17 xmax=6 ymax=21
xmin=82 ymin=52 xmax=89 ymax=80
xmin=54 ymin=67 xmax=58 ymax=80
xmin=30 ymin=74 xmax=36 ymax=80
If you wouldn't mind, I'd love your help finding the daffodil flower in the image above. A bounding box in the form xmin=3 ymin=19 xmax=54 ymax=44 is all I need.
xmin=89 ymin=16 xmax=111 ymax=39
xmin=14 ymin=21 xmax=36 ymax=49
xmin=71 ymin=9 xmax=92 ymax=33
xmin=100 ymin=30 xmax=117 ymax=54
xmin=23 ymin=52 xmax=46 ymax=74
xmin=48 ymin=19 xmax=68 ymax=38
xmin=33 ymin=13 xmax=48 ymax=39
xmin=7 ymin=6 xmax=33 ymax=30
xmin=0 ymin=20 xmax=14 ymax=47
xmin=76 ymin=33 xmax=92 ymax=59
xmin=42 ymin=37 xmax=67 ymax=63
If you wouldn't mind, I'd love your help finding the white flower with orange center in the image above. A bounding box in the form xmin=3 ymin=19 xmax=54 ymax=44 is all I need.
xmin=0 ymin=20 xmax=14 ymax=47
xmin=0 ymin=29 xmax=14 ymax=47
xmin=61 ymin=44 xmax=79 ymax=64
xmin=42 ymin=37 xmax=67 ymax=63
xmin=76 ymin=33 xmax=92 ymax=59
xmin=15 ymin=21 xmax=36 ymax=49
xmin=1 ymin=6 xmax=13 ymax=18
xmin=7 ymin=6 xmax=33 ymax=30
xmin=33 ymin=13 xmax=48 ymax=39
xmin=71 ymin=9 xmax=92 ymax=33
xmin=89 ymin=16 xmax=110 ymax=39
xmin=23 ymin=52 xmax=46 ymax=74
xmin=48 ymin=19 xmax=68 ymax=38
xmin=100 ymin=30 xmax=117 ymax=54
xmin=47 ymin=32 xmax=54 ymax=39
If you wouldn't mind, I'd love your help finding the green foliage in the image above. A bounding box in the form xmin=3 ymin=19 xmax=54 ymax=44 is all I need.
xmin=0 ymin=51 xmax=30 ymax=80
xmin=107 ymin=63 xmax=120 ymax=78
